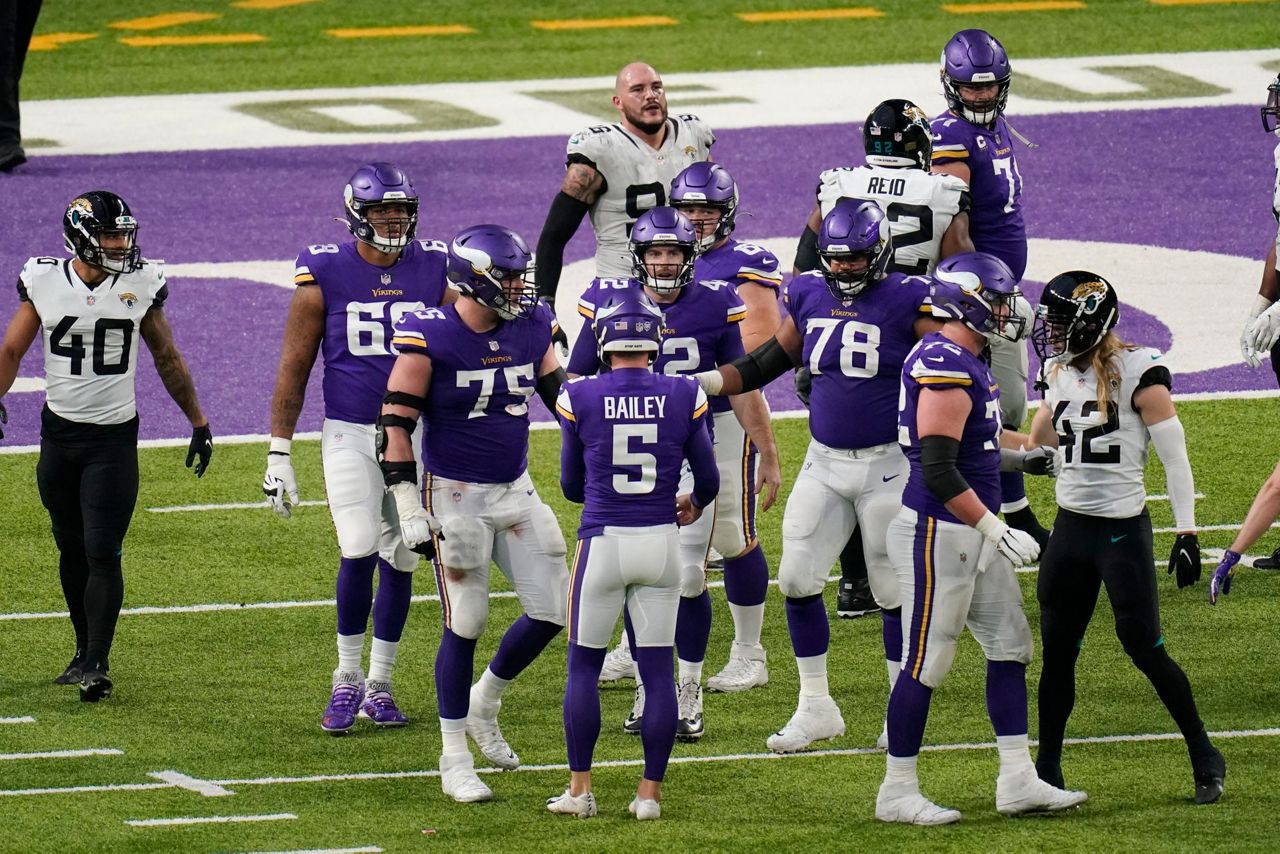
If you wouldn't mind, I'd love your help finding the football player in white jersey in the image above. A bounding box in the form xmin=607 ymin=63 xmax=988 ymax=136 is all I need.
xmin=535 ymin=61 xmax=715 ymax=315
xmin=1240 ymin=75 xmax=1280 ymax=383
xmin=1027 ymin=271 xmax=1225 ymax=806
xmin=0 ymin=191 xmax=212 ymax=702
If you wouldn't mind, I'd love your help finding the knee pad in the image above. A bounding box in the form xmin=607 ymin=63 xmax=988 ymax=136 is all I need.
xmin=974 ymin=610 xmax=1034 ymax=666
xmin=781 ymin=482 xmax=825 ymax=543
xmin=680 ymin=560 xmax=706 ymax=598
xmin=916 ymin=636 xmax=960 ymax=690
xmin=777 ymin=558 xmax=825 ymax=599
xmin=333 ymin=508 xmax=380 ymax=560
xmin=380 ymin=538 xmax=420 ymax=573
xmin=1116 ymin=616 xmax=1161 ymax=661
xmin=528 ymin=502 xmax=567 ymax=560
xmin=443 ymin=575 xmax=489 ymax=639
xmin=439 ymin=516 xmax=491 ymax=573
xmin=82 ymin=531 xmax=124 ymax=568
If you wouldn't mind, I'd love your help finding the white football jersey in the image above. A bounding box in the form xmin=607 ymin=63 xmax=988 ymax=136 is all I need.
xmin=816 ymin=165 xmax=970 ymax=276
xmin=565 ymin=114 xmax=715 ymax=279
xmin=1043 ymin=346 xmax=1170 ymax=518
xmin=18 ymin=256 xmax=167 ymax=425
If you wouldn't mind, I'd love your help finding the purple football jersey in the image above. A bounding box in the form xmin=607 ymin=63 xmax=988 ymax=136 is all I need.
xmin=557 ymin=369 xmax=717 ymax=538
xmin=390 ymin=301 xmax=553 ymax=483
xmin=693 ymin=238 xmax=783 ymax=293
xmin=898 ymin=332 xmax=1002 ymax=523
xmin=568 ymin=277 xmax=746 ymax=414
xmin=784 ymin=271 xmax=931 ymax=449
xmin=294 ymin=239 xmax=449 ymax=424
xmin=930 ymin=112 xmax=1027 ymax=280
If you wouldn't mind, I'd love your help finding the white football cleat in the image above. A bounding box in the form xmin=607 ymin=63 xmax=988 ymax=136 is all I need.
xmin=675 ymin=677 xmax=704 ymax=742
xmin=766 ymin=694 xmax=845 ymax=753
xmin=629 ymin=796 xmax=661 ymax=820
xmin=876 ymin=780 xmax=962 ymax=825
xmin=876 ymin=721 xmax=889 ymax=751
xmin=706 ymin=643 xmax=768 ymax=693
xmin=546 ymin=788 xmax=598 ymax=818
xmin=439 ymin=752 xmax=493 ymax=803
xmin=623 ymin=682 xmax=645 ymax=735
xmin=599 ymin=641 xmax=635 ymax=684
xmin=466 ymin=687 xmax=520 ymax=770
xmin=996 ymin=768 xmax=1088 ymax=816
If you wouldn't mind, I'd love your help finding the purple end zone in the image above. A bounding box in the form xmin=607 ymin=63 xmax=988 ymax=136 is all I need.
xmin=0 ymin=105 xmax=1274 ymax=445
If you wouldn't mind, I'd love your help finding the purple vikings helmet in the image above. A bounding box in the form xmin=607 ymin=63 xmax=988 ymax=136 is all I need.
xmin=1263 ymin=74 xmax=1280 ymax=134
xmin=670 ymin=162 xmax=740 ymax=250
xmin=447 ymin=225 xmax=536 ymax=320
xmin=343 ymin=162 xmax=419 ymax=253
xmin=63 ymin=191 xmax=142 ymax=274
xmin=817 ymin=199 xmax=893 ymax=299
xmin=941 ymin=29 xmax=1012 ymax=126
xmin=930 ymin=251 xmax=1023 ymax=341
xmin=593 ymin=290 xmax=665 ymax=364
xmin=629 ymin=206 xmax=698 ymax=294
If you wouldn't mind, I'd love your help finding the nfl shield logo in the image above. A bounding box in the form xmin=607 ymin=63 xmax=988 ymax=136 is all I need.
xmin=86 ymin=295 xmax=96 ymax=306
xmin=380 ymin=273 xmax=392 ymax=285
xmin=489 ymin=340 xmax=500 ymax=351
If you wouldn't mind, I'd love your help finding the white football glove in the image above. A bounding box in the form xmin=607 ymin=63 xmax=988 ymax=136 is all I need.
xmin=692 ymin=369 xmax=724 ymax=396
xmin=1246 ymin=298 xmax=1280 ymax=356
xmin=389 ymin=482 xmax=441 ymax=556
xmin=262 ymin=439 xmax=300 ymax=518
xmin=975 ymin=512 xmax=1040 ymax=571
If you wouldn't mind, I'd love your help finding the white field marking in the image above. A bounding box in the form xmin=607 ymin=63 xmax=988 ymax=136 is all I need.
xmin=124 ymin=812 xmax=296 ymax=828
xmin=234 ymin=849 xmax=382 ymax=854
xmin=147 ymin=770 xmax=235 ymax=797
xmin=0 ymin=748 xmax=122 ymax=761
xmin=8 ymin=377 xmax=45 ymax=394
xmin=0 ymin=717 xmax=35 ymax=725
xmin=1147 ymin=493 xmax=1205 ymax=501
xmin=147 ymin=499 xmax=328 ymax=513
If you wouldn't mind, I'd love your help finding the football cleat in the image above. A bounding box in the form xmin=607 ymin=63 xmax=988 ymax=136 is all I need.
xmin=706 ymin=547 xmax=725 ymax=572
xmin=358 ymin=681 xmax=409 ymax=727
xmin=321 ymin=672 xmax=365 ymax=734
xmin=706 ymin=643 xmax=768 ymax=693
xmin=876 ymin=781 xmax=962 ymax=825
xmin=440 ymin=752 xmax=493 ymax=803
xmin=78 ymin=667 xmax=113 ymax=703
xmin=876 ymin=721 xmax=889 ymax=751
xmin=54 ymin=649 xmax=86 ymax=685
xmin=675 ymin=677 xmax=704 ymax=742
xmin=623 ymin=683 xmax=645 ymax=735
xmin=1035 ymin=757 xmax=1065 ymax=789
xmin=1253 ymin=548 xmax=1280 ymax=571
xmin=599 ymin=641 xmax=636 ymax=684
xmin=766 ymin=695 xmax=845 ymax=753
xmin=546 ymin=788 xmax=598 ymax=818
xmin=629 ymin=796 xmax=662 ymax=820
xmin=996 ymin=767 xmax=1088 ymax=816
xmin=836 ymin=578 xmax=880 ymax=619
xmin=466 ymin=686 xmax=520 ymax=770
xmin=1193 ymin=747 xmax=1226 ymax=804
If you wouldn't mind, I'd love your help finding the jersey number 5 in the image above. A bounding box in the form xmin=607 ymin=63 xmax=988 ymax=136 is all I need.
xmin=611 ymin=424 xmax=658 ymax=494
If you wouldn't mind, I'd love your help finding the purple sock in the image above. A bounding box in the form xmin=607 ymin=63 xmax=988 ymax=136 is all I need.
xmin=635 ymin=646 xmax=677 ymax=782
xmin=986 ymin=659 xmax=1029 ymax=737
xmin=624 ymin=608 xmax=637 ymax=659
xmin=675 ymin=590 xmax=712 ymax=663
xmin=785 ymin=594 xmax=829 ymax=658
xmin=434 ymin=629 xmax=476 ymax=720
xmin=886 ymin=673 xmax=933 ymax=757
xmin=723 ymin=545 xmax=769 ymax=607
xmin=564 ymin=643 xmax=606 ymax=772
xmin=881 ymin=610 xmax=903 ymax=665
xmin=336 ymin=555 xmax=377 ymax=636
xmin=371 ymin=559 xmax=412 ymax=643
xmin=1000 ymin=468 xmax=1027 ymax=505
xmin=489 ymin=615 xmax=563 ymax=681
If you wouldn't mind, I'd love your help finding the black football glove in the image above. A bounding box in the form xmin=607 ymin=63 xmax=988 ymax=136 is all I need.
xmin=794 ymin=367 xmax=813 ymax=409
xmin=186 ymin=423 xmax=213 ymax=478
xmin=1167 ymin=532 xmax=1201 ymax=589
xmin=0 ymin=399 xmax=7 ymax=441
xmin=540 ymin=299 xmax=570 ymax=356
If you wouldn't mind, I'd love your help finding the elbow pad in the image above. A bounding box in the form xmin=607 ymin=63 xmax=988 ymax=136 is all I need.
xmin=537 ymin=367 xmax=567 ymax=412
xmin=794 ymin=226 xmax=820 ymax=274
xmin=920 ymin=434 xmax=970 ymax=503
xmin=731 ymin=338 xmax=795 ymax=393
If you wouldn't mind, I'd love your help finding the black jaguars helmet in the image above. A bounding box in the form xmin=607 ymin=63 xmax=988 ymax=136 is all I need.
xmin=63 ymin=191 xmax=142 ymax=274
xmin=1263 ymin=73 xmax=1280 ymax=134
xmin=863 ymin=98 xmax=934 ymax=170
xmin=1031 ymin=270 xmax=1119 ymax=363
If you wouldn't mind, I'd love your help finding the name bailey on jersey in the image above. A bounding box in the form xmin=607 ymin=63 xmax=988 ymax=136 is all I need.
xmin=603 ymin=395 xmax=667 ymax=420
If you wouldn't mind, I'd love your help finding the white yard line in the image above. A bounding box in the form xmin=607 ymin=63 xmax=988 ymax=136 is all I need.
xmin=125 ymin=813 xmax=296 ymax=828
xmin=147 ymin=499 xmax=328 ymax=514
xmin=0 ymin=717 xmax=35 ymax=725
xmin=234 ymin=848 xmax=382 ymax=854
xmin=147 ymin=770 xmax=235 ymax=797
xmin=0 ymin=748 xmax=122 ymax=761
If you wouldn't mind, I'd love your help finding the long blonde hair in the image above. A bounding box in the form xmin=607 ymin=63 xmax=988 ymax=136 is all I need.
xmin=1047 ymin=331 xmax=1135 ymax=412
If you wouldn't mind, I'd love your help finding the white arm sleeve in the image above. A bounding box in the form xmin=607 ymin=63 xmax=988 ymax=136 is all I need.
xmin=1148 ymin=416 xmax=1196 ymax=532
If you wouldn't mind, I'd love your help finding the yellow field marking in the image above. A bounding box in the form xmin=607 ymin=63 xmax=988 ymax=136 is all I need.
xmin=736 ymin=7 xmax=884 ymax=22
xmin=1150 ymin=0 xmax=1272 ymax=5
xmin=118 ymin=34 xmax=267 ymax=47
xmin=109 ymin=12 xmax=221 ymax=30
xmin=327 ymin=24 xmax=474 ymax=38
xmin=531 ymin=15 xmax=677 ymax=30
xmin=232 ymin=0 xmax=320 ymax=8
xmin=28 ymin=33 xmax=98 ymax=51
xmin=943 ymin=0 xmax=1084 ymax=10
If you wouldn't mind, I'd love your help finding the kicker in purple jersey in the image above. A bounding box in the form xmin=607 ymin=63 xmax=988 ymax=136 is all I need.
xmin=294 ymin=238 xmax=449 ymax=424
xmin=568 ymin=277 xmax=747 ymax=414
xmin=390 ymin=300 xmax=554 ymax=484
xmin=557 ymin=369 xmax=716 ymax=538
xmin=784 ymin=270 xmax=931 ymax=449
xmin=897 ymin=332 xmax=1003 ymax=523
xmin=930 ymin=112 xmax=1027 ymax=280
xmin=693 ymin=238 xmax=783 ymax=292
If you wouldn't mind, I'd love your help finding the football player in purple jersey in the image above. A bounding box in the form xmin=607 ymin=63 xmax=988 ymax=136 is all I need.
xmin=668 ymin=162 xmax=782 ymax=694
xmin=876 ymin=252 xmax=1083 ymax=825
xmin=379 ymin=224 xmax=569 ymax=804
xmin=931 ymin=29 xmax=1049 ymax=552
xmin=264 ymin=163 xmax=453 ymax=733
xmin=568 ymin=207 xmax=779 ymax=742
xmin=548 ymin=291 xmax=719 ymax=820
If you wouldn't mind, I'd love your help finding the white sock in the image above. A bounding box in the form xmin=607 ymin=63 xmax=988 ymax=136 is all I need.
xmin=367 ymin=638 xmax=399 ymax=684
xmin=886 ymin=658 xmax=901 ymax=690
xmin=336 ymin=632 xmax=365 ymax=675
xmin=678 ymin=658 xmax=703 ymax=684
xmin=440 ymin=718 xmax=467 ymax=754
xmin=796 ymin=653 xmax=829 ymax=698
xmin=1001 ymin=497 xmax=1030 ymax=514
xmin=996 ymin=733 xmax=1034 ymax=776
xmin=474 ymin=667 xmax=511 ymax=707
xmin=728 ymin=602 xmax=765 ymax=649
xmin=885 ymin=753 xmax=919 ymax=786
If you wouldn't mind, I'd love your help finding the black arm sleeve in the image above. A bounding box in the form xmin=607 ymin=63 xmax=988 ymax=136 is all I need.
xmin=794 ymin=225 xmax=820 ymax=274
xmin=920 ymin=434 xmax=971 ymax=504
xmin=537 ymin=367 xmax=567 ymax=413
xmin=730 ymin=337 xmax=798 ymax=393
xmin=535 ymin=192 xmax=592 ymax=300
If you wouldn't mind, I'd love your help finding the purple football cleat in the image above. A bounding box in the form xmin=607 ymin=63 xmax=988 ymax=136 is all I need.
xmin=321 ymin=673 xmax=365 ymax=734
xmin=359 ymin=681 xmax=410 ymax=727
